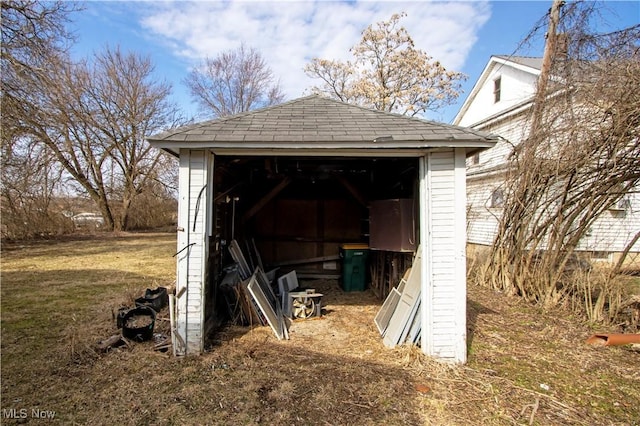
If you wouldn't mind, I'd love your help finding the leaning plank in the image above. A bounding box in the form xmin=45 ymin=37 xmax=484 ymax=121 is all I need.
xmin=374 ymin=287 xmax=402 ymax=335
xmin=247 ymin=273 xmax=285 ymax=340
xmin=229 ymin=240 xmax=252 ymax=279
xmin=274 ymin=295 xmax=289 ymax=340
xmin=383 ymin=246 xmax=422 ymax=348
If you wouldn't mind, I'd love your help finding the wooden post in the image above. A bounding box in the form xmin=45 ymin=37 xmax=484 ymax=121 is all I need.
xmin=531 ymin=0 xmax=564 ymax=132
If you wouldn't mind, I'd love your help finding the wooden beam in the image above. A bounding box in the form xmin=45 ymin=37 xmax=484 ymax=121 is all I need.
xmin=334 ymin=174 xmax=368 ymax=207
xmin=242 ymin=177 xmax=292 ymax=222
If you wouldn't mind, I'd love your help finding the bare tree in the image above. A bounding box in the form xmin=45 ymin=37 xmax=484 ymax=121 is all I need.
xmin=6 ymin=44 xmax=182 ymax=231
xmin=1 ymin=0 xmax=81 ymax=238
xmin=185 ymin=44 xmax=285 ymax=117
xmin=304 ymin=13 xmax=466 ymax=116
xmin=485 ymin=1 xmax=640 ymax=322
xmin=0 ymin=137 xmax=75 ymax=239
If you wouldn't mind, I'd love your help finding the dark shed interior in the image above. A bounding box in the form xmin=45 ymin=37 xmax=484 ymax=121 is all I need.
xmin=205 ymin=154 xmax=418 ymax=327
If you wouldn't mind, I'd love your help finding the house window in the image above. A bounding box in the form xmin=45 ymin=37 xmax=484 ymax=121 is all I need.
xmin=610 ymin=197 xmax=631 ymax=211
xmin=471 ymin=153 xmax=480 ymax=165
xmin=590 ymin=251 xmax=612 ymax=262
xmin=493 ymin=77 xmax=501 ymax=103
xmin=490 ymin=188 xmax=504 ymax=208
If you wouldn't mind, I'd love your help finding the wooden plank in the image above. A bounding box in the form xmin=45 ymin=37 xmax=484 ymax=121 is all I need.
xmin=402 ymin=301 xmax=422 ymax=345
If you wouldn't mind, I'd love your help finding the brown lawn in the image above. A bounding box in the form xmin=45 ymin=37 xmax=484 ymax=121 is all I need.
xmin=1 ymin=233 xmax=638 ymax=425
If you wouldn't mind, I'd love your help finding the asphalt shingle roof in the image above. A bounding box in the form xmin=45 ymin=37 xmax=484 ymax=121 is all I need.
xmin=494 ymin=55 xmax=543 ymax=71
xmin=148 ymin=96 xmax=498 ymax=149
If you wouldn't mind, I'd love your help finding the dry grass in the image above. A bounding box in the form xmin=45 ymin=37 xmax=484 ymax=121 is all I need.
xmin=1 ymin=233 xmax=638 ymax=425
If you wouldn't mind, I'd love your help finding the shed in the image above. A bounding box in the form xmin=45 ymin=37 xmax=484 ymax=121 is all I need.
xmin=148 ymin=95 xmax=497 ymax=363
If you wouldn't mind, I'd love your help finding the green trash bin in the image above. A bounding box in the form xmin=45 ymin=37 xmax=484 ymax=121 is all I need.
xmin=340 ymin=244 xmax=369 ymax=291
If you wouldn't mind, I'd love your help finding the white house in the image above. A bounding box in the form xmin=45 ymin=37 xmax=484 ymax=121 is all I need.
xmin=148 ymin=95 xmax=498 ymax=363
xmin=453 ymin=55 xmax=639 ymax=263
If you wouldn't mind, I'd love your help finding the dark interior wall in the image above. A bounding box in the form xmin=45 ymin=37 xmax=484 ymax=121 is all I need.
xmin=212 ymin=155 xmax=418 ymax=275
xmin=252 ymin=195 xmax=366 ymax=273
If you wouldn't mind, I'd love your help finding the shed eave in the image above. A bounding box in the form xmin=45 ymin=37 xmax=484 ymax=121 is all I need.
xmin=148 ymin=139 xmax=497 ymax=155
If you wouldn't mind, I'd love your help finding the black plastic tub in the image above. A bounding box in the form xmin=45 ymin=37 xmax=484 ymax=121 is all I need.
xmin=135 ymin=287 xmax=168 ymax=312
xmin=116 ymin=306 xmax=131 ymax=329
xmin=121 ymin=306 xmax=156 ymax=342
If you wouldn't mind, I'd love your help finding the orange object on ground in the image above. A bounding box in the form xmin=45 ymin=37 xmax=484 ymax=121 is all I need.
xmin=586 ymin=334 xmax=640 ymax=346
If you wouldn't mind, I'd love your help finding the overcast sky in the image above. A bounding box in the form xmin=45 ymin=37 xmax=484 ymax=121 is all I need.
xmin=72 ymin=1 xmax=640 ymax=123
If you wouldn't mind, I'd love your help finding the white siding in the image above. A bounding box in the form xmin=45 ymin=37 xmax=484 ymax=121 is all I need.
xmin=457 ymin=62 xmax=538 ymax=127
xmin=420 ymin=149 xmax=467 ymax=363
xmin=577 ymin=189 xmax=640 ymax=253
xmin=467 ymin=172 xmax=640 ymax=253
xmin=462 ymin=59 xmax=639 ymax=256
xmin=176 ymin=149 xmax=212 ymax=355
xmin=466 ymin=177 xmax=502 ymax=246
xmin=466 ymin=111 xmax=531 ymax=172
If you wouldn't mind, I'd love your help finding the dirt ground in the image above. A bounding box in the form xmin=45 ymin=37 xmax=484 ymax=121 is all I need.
xmin=1 ymin=233 xmax=638 ymax=425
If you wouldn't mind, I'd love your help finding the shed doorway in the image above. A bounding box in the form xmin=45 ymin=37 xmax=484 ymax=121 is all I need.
xmin=206 ymin=155 xmax=420 ymax=336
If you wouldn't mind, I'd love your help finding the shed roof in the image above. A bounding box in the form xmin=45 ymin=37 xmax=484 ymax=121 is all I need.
xmin=148 ymin=95 xmax=498 ymax=156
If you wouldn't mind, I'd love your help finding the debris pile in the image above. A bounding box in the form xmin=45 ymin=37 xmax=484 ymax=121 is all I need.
xmin=97 ymin=286 xmax=171 ymax=353
xmin=220 ymin=239 xmax=324 ymax=340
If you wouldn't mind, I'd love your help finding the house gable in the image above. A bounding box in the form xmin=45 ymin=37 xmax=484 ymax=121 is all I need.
xmin=454 ymin=56 xmax=541 ymax=127
xmin=459 ymin=55 xmax=640 ymax=256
